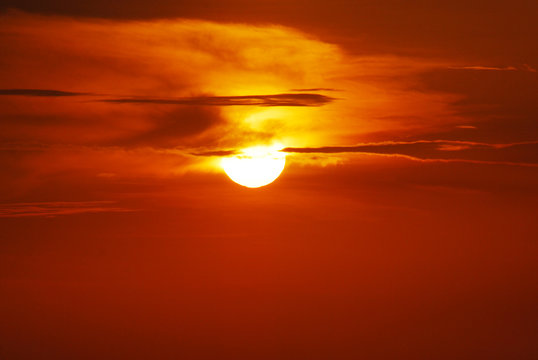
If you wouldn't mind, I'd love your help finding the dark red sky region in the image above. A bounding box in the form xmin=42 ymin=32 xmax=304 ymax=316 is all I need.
xmin=0 ymin=1 xmax=537 ymax=359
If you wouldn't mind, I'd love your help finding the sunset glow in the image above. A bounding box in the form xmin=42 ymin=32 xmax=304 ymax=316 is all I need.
xmin=1 ymin=2 xmax=536 ymax=359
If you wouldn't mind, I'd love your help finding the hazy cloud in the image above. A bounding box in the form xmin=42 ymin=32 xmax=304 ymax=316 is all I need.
xmin=289 ymin=88 xmax=339 ymax=92
xmin=0 ymin=201 xmax=133 ymax=217
xmin=101 ymin=93 xmax=334 ymax=107
xmin=448 ymin=65 xmax=537 ymax=72
xmin=0 ymin=89 xmax=91 ymax=96
xmin=282 ymin=140 xmax=538 ymax=166
xmin=118 ymin=106 xmax=226 ymax=147
xmin=1 ymin=89 xmax=334 ymax=107
xmin=191 ymin=149 xmax=238 ymax=157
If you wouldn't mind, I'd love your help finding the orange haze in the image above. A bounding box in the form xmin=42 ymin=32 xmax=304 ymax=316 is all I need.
xmin=1 ymin=2 xmax=537 ymax=359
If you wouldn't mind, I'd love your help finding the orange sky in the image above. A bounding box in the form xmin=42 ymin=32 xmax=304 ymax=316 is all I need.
xmin=1 ymin=2 xmax=537 ymax=359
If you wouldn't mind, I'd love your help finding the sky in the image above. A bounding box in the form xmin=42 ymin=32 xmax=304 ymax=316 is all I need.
xmin=0 ymin=1 xmax=537 ymax=359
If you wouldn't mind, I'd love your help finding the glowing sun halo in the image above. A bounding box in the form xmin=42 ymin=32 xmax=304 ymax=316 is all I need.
xmin=221 ymin=144 xmax=286 ymax=188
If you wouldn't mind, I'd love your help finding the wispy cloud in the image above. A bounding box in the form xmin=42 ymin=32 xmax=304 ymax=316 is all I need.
xmin=0 ymin=89 xmax=335 ymax=107
xmin=448 ymin=65 xmax=537 ymax=72
xmin=0 ymin=89 xmax=91 ymax=97
xmin=101 ymin=93 xmax=335 ymax=107
xmin=0 ymin=201 xmax=134 ymax=218
xmin=191 ymin=149 xmax=238 ymax=157
xmin=289 ymin=88 xmax=339 ymax=92
xmin=281 ymin=140 xmax=538 ymax=166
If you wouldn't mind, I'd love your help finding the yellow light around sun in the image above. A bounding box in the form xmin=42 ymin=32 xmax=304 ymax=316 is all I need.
xmin=221 ymin=144 xmax=286 ymax=188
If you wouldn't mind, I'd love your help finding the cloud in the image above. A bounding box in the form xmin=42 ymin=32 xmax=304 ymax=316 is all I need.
xmin=118 ymin=106 xmax=225 ymax=147
xmin=0 ymin=13 xmax=344 ymax=153
xmin=0 ymin=201 xmax=133 ymax=217
xmin=412 ymin=66 xmax=538 ymax=144
xmin=1 ymin=89 xmax=334 ymax=107
xmin=448 ymin=65 xmax=537 ymax=72
xmin=281 ymin=140 xmax=538 ymax=166
xmin=0 ymin=89 xmax=334 ymax=148
xmin=191 ymin=149 xmax=238 ymax=157
xmin=289 ymin=88 xmax=339 ymax=92
xmin=101 ymin=93 xmax=334 ymax=107
xmin=0 ymin=89 xmax=91 ymax=96
xmin=1 ymin=12 xmax=536 ymax=188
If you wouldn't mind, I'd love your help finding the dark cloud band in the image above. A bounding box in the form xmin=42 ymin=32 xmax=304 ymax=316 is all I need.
xmin=281 ymin=140 xmax=538 ymax=165
xmin=0 ymin=89 xmax=90 ymax=96
xmin=101 ymin=93 xmax=335 ymax=107
xmin=0 ymin=89 xmax=334 ymax=107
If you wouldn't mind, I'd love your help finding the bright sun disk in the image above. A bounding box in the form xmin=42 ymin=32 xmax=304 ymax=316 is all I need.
xmin=221 ymin=144 xmax=286 ymax=188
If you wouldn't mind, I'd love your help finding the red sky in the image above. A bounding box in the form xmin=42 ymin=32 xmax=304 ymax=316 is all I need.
xmin=1 ymin=1 xmax=537 ymax=359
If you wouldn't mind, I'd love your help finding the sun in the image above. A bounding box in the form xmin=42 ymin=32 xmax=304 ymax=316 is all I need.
xmin=221 ymin=144 xmax=286 ymax=188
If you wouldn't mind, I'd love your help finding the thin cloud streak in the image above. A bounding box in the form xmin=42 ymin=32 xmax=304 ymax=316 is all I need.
xmin=0 ymin=89 xmax=92 ymax=97
xmin=101 ymin=93 xmax=335 ymax=107
xmin=0 ymin=89 xmax=335 ymax=107
xmin=191 ymin=149 xmax=238 ymax=157
xmin=281 ymin=140 xmax=538 ymax=166
xmin=289 ymin=88 xmax=339 ymax=92
xmin=0 ymin=201 xmax=134 ymax=218
xmin=448 ymin=65 xmax=537 ymax=72
xmin=364 ymin=153 xmax=538 ymax=168
xmin=283 ymin=139 xmax=538 ymax=151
